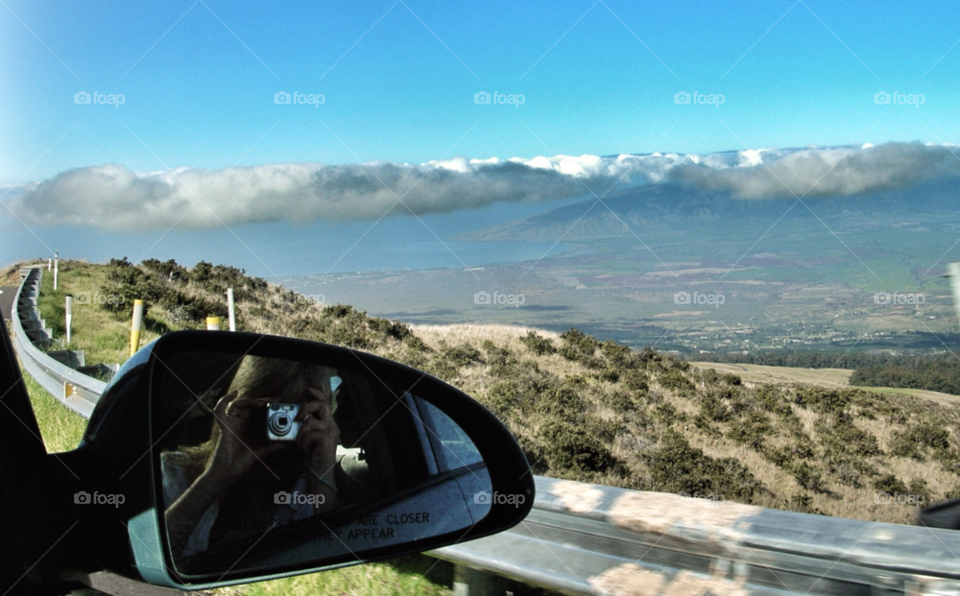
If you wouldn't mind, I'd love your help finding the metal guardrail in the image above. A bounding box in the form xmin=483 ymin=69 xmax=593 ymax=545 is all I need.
xmin=431 ymin=478 xmax=960 ymax=595
xmin=11 ymin=267 xmax=960 ymax=596
xmin=12 ymin=267 xmax=105 ymax=418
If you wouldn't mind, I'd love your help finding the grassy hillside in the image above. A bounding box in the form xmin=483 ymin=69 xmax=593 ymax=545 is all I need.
xmin=689 ymin=362 xmax=960 ymax=406
xmin=18 ymin=258 xmax=960 ymax=526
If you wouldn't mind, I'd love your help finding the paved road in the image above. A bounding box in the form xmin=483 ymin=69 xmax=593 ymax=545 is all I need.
xmin=0 ymin=287 xmax=15 ymax=322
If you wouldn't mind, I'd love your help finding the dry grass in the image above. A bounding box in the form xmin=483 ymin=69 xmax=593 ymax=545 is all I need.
xmin=691 ymin=362 xmax=960 ymax=405
xmin=18 ymin=260 xmax=960 ymax=531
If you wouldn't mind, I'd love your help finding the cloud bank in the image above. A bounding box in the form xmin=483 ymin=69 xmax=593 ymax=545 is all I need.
xmin=669 ymin=142 xmax=960 ymax=199
xmin=8 ymin=142 xmax=959 ymax=230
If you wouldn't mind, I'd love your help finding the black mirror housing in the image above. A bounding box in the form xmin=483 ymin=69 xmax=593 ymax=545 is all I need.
xmin=67 ymin=331 xmax=533 ymax=589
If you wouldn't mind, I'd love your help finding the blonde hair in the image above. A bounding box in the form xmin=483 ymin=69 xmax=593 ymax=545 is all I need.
xmin=228 ymin=356 xmax=332 ymax=406
xmin=180 ymin=356 xmax=334 ymax=478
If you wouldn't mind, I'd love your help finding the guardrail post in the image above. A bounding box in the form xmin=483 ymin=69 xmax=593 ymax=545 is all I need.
xmin=453 ymin=564 xmax=505 ymax=596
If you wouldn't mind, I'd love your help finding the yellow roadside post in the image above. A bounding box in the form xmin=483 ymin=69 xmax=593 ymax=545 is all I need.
xmin=206 ymin=316 xmax=221 ymax=331
xmin=130 ymin=299 xmax=144 ymax=357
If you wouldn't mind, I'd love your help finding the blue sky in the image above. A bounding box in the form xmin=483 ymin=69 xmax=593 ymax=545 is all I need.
xmin=3 ymin=0 xmax=959 ymax=184
xmin=3 ymin=1 xmax=960 ymax=276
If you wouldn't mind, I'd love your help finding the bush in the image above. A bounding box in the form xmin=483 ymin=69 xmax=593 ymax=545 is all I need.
xmin=537 ymin=384 xmax=584 ymax=417
xmin=874 ymin=473 xmax=908 ymax=495
xmin=442 ymin=343 xmax=484 ymax=368
xmin=622 ymin=370 xmax=649 ymax=394
xmin=558 ymin=329 xmax=604 ymax=368
xmin=520 ymin=331 xmax=556 ymax=355
xmin=794 ymin=387 xmax=851 ymax=414
xmin=538 ymin=420 xmax=614 ymax=473
xmin=141 ymin=258 xmax=188 ymax=282
xmin=792 ymin=461 xmax=825 ymax=492
xmin=658 ymin=369 xmax=695 ymax=395
xmin=727 ymin=413 xmax=770 ymax=449
xmin=644 ymin=431 xmax=763 ymax=501
xmin=891 ymin=423 xmax=952 ymax=460
xmin=816 ymin=417 xmax=881 ymax=458
xmin=368 ymin=318 xmax=413 ymax=342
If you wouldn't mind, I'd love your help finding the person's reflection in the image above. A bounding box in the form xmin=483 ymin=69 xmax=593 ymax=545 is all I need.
xmin=164 ymin=357 xmax=341 ymax=559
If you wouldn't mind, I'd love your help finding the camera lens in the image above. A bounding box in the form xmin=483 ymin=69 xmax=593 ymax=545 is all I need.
xmin=268 ymin=410 xmax=293 ymax=436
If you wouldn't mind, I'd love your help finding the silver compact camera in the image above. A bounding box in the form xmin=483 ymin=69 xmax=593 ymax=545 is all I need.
xmin=266 ymin=403 xmax=302 ymax=441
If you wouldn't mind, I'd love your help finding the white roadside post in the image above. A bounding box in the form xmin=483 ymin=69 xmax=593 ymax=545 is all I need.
xmin=206 ymin=316 xmax=221 ymax=331
xmin=226 ymin=288 xmax=236 ymax=331
xmin=53 ymin=253 xmax=59 ymax=291
xmin=130 ymin=299 xmax=144 ymax=357
xmin=65 ymin=295 xmax=73 ymax=344
xmin=949 ymin=262 xmax=960 ymax=329
xmin=47 ymin=258 xmax=51 ymax=272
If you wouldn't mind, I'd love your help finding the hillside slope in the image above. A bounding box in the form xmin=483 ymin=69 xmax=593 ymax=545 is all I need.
xmin=14 ymin=257 xmax=960 ymax=525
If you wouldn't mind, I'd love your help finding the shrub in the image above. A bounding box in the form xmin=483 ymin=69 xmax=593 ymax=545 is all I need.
xmin=721 ymin=373 xmax=742 ymax=386
xmin=794 ymin=387 xmax=850 ymax=414
xmin=558 ymin=329 xmax=604 ymax=368
xmin=727 ymin=413 xmax=770 ymax=449
xmin=891 ymin=423 xmax=952 ymax=460
xmin=600 ymin=340 xmax=633 ymax=369
xmin=536 ymin=384 xmax=584 ymax=418
xmin=622 ymin=370 xmax=649 ymax=394
xmin=442 ymin=343 xmax=484 ymax=368
xmin=141 ymin=258 xmax=188 ymax=282
xmin=539 ymin=420 xmax=614 ymax=473
xmin=699 ymin=394 xmax=731 ymax=423
xmin=792 ymin=462 xmax=825 ymax=492
xmin=520 ymin=331 xmax=556 ymax=355
xmin=873 ymin=473 xmax=908 ymax=495
xmin=369 ymin=318 xmax=413 ymax=342
xmin=643 ymin=431 xmax=763 ymax=501
xmin=817 ymin=417 xmax=881 ymax=458
xmin=658 ymin=369 xmax=695 ymax=396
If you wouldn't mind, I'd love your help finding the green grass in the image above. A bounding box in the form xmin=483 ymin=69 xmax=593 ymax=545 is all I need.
xmin=36 ymin=262 xmax=167 ymax=366
xmin=218 ymin=556 xmax=452 ymax=596
xmin=20 ymin=365 xmax=86 ymax=452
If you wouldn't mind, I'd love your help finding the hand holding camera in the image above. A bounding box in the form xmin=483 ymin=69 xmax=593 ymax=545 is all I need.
xmin=206 ymin=391 xmax=288 ymax=486
xmin=206 ymin=388 xmax=339 ymax=488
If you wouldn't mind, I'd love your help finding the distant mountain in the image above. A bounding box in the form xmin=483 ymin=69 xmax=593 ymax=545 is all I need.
xmin=455 ymin=177 xmax=960 ymax=242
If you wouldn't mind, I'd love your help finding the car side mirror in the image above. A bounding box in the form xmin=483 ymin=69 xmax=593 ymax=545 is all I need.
xmin=71 ymin=331 xmax=533 ymax=589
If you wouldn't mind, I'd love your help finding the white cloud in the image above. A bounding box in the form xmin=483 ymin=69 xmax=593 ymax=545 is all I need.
xmin=8 ymin=142 xmax=959 ymax=230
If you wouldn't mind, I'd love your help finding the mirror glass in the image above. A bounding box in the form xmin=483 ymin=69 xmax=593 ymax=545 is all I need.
xmin=153 ymin=351 xmax=493 ymax=577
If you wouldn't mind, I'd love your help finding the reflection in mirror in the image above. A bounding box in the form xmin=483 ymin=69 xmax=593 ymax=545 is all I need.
xmin=155 ymin=352 xmax=492 ymax=577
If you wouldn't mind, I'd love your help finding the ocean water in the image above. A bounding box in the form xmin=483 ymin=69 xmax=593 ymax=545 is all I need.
xmin=0 ymin=199 xmax=580 ymax=277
